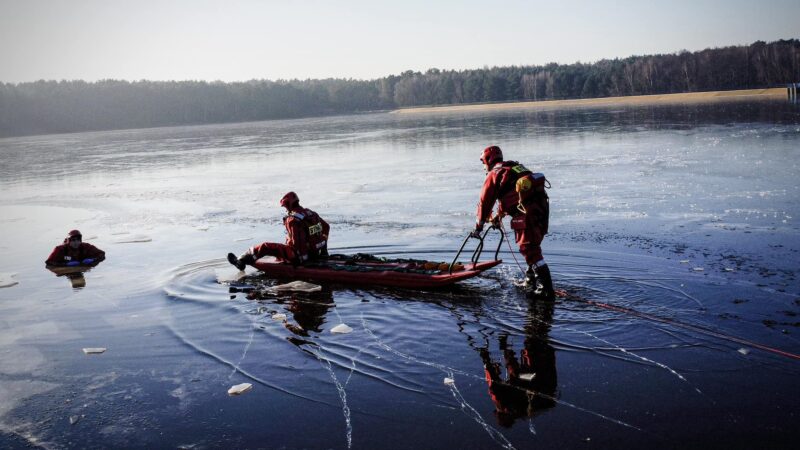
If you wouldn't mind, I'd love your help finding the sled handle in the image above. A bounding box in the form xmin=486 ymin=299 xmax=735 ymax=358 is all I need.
xmin=449 ymin=227 xmax=503 ymax=274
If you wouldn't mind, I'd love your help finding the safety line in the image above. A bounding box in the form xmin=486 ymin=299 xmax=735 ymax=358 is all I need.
xmin=562 ymin=291 xmax=800 ymax=361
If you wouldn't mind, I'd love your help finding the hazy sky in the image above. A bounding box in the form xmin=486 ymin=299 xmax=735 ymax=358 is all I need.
xmin=1 ymin=0 xmax=798 ymax=83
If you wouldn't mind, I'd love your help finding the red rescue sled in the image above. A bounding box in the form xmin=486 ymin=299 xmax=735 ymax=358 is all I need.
xmin=252 ymin=229 xmax=504 ymax=289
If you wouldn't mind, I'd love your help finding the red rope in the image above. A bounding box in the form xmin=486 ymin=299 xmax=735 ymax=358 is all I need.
xmin=557 ymin=290 xmax=800 ymax=361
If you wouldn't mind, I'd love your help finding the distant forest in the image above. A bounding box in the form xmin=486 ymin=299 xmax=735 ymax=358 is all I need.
xmin=1 ymin=39 xmax=798 ymax=137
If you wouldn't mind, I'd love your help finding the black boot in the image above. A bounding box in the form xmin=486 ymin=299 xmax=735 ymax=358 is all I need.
xmin=525 ymin=266 xmax=537 ymax=287
xmin=227 ymin=252 xmax=254 ymax=271
xmin=532 ymin=264 xmax=555 ymax=300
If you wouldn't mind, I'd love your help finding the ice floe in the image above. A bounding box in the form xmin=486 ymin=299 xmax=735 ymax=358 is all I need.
xmin=82 ymin=347 xmax=107 ymax=354
xmin=227 ymin=383 xmax=252 ymax=395
xmin=330 ymin=323 xmax=353 ymax=334
xmin=0 ymin=273 xmax=18 ymax=288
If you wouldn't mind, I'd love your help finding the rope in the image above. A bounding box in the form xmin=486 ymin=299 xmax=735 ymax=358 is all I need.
xmin=496 ymin=224 xmax=798 ymax=361
xmin=498 ymin=223 xmax=527 ymax=277
xmin=560 ymin=291 xmax=800 ymax=361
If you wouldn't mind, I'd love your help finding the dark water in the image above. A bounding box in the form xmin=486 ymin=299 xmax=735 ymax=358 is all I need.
xmin=0 ymin=99 xmax=799 ymax=449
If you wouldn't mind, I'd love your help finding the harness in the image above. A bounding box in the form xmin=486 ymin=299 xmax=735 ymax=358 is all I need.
xmin=285 ymin=209 xmax=328 ymax=251
xmin=495 ymin=161 xmax=551 ymax=234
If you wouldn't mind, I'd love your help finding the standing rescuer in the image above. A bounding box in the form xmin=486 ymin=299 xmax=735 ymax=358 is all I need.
xmin=228 ymin=191 xmax=330 ymax=271
xmin=472 ymin=145 xmax=554 ymax=299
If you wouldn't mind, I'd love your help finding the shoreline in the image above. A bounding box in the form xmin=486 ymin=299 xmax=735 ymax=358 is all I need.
xmin=392 ymin=87 xmax=788 ymax=114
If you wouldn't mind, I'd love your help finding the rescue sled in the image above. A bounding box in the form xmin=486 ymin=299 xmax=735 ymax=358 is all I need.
xmin=252 ymin=229 xmax=503 ymax=289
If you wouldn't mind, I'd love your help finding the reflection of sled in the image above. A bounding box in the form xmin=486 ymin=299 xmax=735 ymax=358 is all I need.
xmin=253 ymin=229 xmax=503 ymax=289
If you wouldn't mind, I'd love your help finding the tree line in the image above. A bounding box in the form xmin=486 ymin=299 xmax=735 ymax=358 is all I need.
xmin=1 ymin=39 xmax=798 ymax=137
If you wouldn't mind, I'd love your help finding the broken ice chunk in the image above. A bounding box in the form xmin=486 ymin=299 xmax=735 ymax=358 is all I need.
xmin=693 ymin=267 xmax=704 ymax=272
xmin=272 ymin=313 xmax=287 ymax=321
xmin=519 ymin=373 xmax=536 ymax=382
xmin=0 ymin=273 xmax=18 ymax=288
xmin=113 ymin=234 xmax=152 ymax=244
xmin=443 ymin=377 xmax=455 ymax=385
xmin=82 ymin=348 xmax=106 ymax=354
xmin=737 ymin=348 xmax=750 ymax=356
xmin=272 ymin=281 xmax=322 ymax=293
xmin=330 ymin=323 xmax=353 ymax=334
xmin=679 ymin=260 xmax=690 ymax=264
xmin=227 ymin=383 xmax=253 ymax=395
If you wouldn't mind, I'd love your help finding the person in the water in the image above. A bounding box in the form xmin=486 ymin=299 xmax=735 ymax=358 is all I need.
xmin=45 ymin=229 xmax=105 ymax=267
xmin=228 ymin=191 xmax=330 ymax=270
xmin=472 ymin=145 xmax=554 ymax=298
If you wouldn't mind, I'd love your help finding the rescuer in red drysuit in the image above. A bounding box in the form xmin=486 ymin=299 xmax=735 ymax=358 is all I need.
xmin=472 ymin=145 xmax=554 ymax=298
xmin=45 ymin=230 xmax=106 ymax=266
xmin=228 ymin=192 xmax=330 ymax=270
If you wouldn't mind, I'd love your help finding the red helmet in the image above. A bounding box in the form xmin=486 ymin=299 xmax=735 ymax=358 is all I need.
xmin=480 ymin=146 xmax=503 ymax=166
xmin=280 ymin=191 xmax=299 ymax=209
xmin=63 ymin=229 xmax=82 ymax=244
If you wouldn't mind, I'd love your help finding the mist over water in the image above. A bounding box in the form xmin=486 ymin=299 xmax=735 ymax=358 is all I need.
xmin=1 ymin=100 xmax=798 ymax=449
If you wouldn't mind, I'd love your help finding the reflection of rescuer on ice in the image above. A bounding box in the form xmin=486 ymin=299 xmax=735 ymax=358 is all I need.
xmin=228 ymin=191 xmax=330 ymax=270
xmin=472 ymin=145 xmax=555 ymax=299
xmin=480 ymin=301 xmax=558 ymax=427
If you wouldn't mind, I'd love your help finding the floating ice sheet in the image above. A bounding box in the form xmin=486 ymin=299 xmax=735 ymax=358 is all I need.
xmin=271 ymin=281 xmax=322 ymax=293
xmin=0 ymin=273 xmax=18 ymax=288
xmin=82 ymin=347 xmax=106 ymax=354
xmin=114 ymin=234 xmax=152 ymax=244
xmin=330 ymin=323 xmax=353 ymax=334
xmin=216 ymin=269 xmax=247 ymax=283
xmin=227 ymin=383 xmax=252 ymax=395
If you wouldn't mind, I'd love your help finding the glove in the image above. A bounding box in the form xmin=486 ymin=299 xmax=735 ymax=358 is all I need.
xmin=470 ymin=223 xmax=484 ymax=238
xmin=81 ymin=258 xmax=95 ymax=264
xmin=66 ymin=261 xmax=80 ymax=266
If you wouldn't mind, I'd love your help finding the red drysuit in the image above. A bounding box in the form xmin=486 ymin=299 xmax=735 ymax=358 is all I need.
xmin=250 ymin=207 xmax=329 ymax=264
xmin=476 ymin=161 xmax=549 ymax=266
xmin=45 ymin=242 xmax=106 ymax=266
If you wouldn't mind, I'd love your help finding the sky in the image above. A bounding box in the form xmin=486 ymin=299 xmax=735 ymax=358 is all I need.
xmin=1 ymin=0 xmax=798 ymax=83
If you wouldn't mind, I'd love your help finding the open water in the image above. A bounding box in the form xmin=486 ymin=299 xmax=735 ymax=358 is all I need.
xmin=0 ymin=99 xmax=798 ymax=449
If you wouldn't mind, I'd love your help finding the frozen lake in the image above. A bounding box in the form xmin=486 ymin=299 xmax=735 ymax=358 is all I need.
xmin=0 ymin=99 xmax=798 ymax=449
